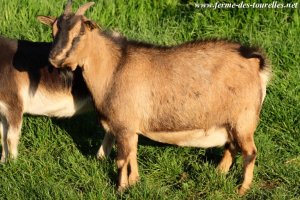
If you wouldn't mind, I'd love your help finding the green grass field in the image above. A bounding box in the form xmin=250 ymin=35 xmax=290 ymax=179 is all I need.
xmin=0 ymin=0 xmax=299 ymax=199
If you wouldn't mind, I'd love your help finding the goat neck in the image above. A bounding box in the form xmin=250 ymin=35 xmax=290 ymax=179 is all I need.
xmin=82 ymin=29 xmax=123 ymax=109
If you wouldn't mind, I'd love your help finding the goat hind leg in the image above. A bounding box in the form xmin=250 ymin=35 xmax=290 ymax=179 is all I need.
xmin=238 ymin=135 xmax=257 ymax=196
xmin=235 ymin=113 xmax=258 ymax=195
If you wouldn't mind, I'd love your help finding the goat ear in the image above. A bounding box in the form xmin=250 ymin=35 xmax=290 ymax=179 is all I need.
xmin=37 ymin=16 xmax=56 ymax=26
xmin=84 ymin=20 xmax=99 ymax=30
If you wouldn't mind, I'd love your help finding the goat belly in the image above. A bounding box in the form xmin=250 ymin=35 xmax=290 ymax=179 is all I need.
xmin=139 ymin=126 xmax=228 ymax=148
xmin=22 ymin=89 xmax=87 ymax=117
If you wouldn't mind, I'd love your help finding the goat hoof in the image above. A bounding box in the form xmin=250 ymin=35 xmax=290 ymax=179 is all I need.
xmin=0 ymin=156 xmax=7 ymax=164
xmin=217 ymin=164 xmax=230 ymax=174
xmin=96 ymin=151 xmax=106 ymax=160
xmin=117 ymin=185 xmax=127 ymax=193
xmin=238 ymin=186 xmax=249 ymax=196
xmin=128 ymin=175 xmax=140 ymax=186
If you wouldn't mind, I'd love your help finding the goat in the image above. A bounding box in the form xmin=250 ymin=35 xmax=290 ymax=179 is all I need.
xmin=0 ymin=36 xmax=114 ymax=163
xmin=38 ymin=1 xmax=271 ymax=195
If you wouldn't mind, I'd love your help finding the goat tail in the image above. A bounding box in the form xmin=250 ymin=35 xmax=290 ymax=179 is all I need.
xmin=250 ymin=49 xmax=272 ymax=104
xmin=239 ymin=45 xmax=272 ymax=86
xmin=239 ymin=45 xmax=272 ymax=104
xmin=254 ymin=50 xmax=272 ymax=87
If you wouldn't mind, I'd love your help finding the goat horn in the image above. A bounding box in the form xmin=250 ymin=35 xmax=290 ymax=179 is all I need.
xmin=75 ymin=2 xmax=95 ymax=16
xmin=64 ymin=0 xmax=72 ymax=15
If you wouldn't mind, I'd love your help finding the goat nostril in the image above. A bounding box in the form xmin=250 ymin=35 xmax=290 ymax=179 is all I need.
xmin=49 ymin=51 xmax=55 ymax=59
xmin=49 ymin=51 xmax=58 ymax=64
xmin=49 ymin=57 xmax=58 ymax=67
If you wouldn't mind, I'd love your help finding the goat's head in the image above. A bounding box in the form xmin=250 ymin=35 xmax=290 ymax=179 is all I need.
xmin=38 ymin=0 xmax=98 ymax=71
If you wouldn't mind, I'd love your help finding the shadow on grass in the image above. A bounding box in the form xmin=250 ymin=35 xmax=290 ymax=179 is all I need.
xmin=51 ymin=112 xmax=103 ymax=157
xmin=52 ymin=113 xmax=223 ymax=165
xmin=51 ymin=113 xmax=225 ymax=188
xmin=40 ymin=114 xmax=226 ymax=189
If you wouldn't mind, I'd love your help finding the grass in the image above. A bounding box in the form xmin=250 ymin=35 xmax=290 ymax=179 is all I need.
xmin=0 ymin=0 xmax=299 ymax=199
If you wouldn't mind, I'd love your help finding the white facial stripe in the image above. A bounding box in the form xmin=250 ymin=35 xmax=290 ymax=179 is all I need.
xmin=54 ymin=21 xmax=83 ymax=62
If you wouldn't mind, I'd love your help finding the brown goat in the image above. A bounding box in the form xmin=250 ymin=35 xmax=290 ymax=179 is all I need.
xmin=39 ymin=1 xmax=271 ymax=195
xmin=0 ymin=36 xmax=113 ymax=162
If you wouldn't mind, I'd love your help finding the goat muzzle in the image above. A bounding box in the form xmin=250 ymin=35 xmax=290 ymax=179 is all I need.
xmin=49 ymin=56 xmax=61 ymax=68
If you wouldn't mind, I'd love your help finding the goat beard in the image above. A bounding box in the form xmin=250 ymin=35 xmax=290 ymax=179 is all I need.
xmin=59 ymin=67 xmax=74 ymax=88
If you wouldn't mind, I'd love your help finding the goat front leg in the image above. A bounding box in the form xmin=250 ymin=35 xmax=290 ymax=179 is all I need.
xmin=0 ymin=119 xmax=8 ymax=163
xmin=0 ymin=110 xmax=23 ymax=163
xmin=97 ymin=133 xmax=115 ymax=159
xmin=116 ymin=130 xmax=139 ymax=192
xmin=218 ymin=142 xmax=237 ymax=173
